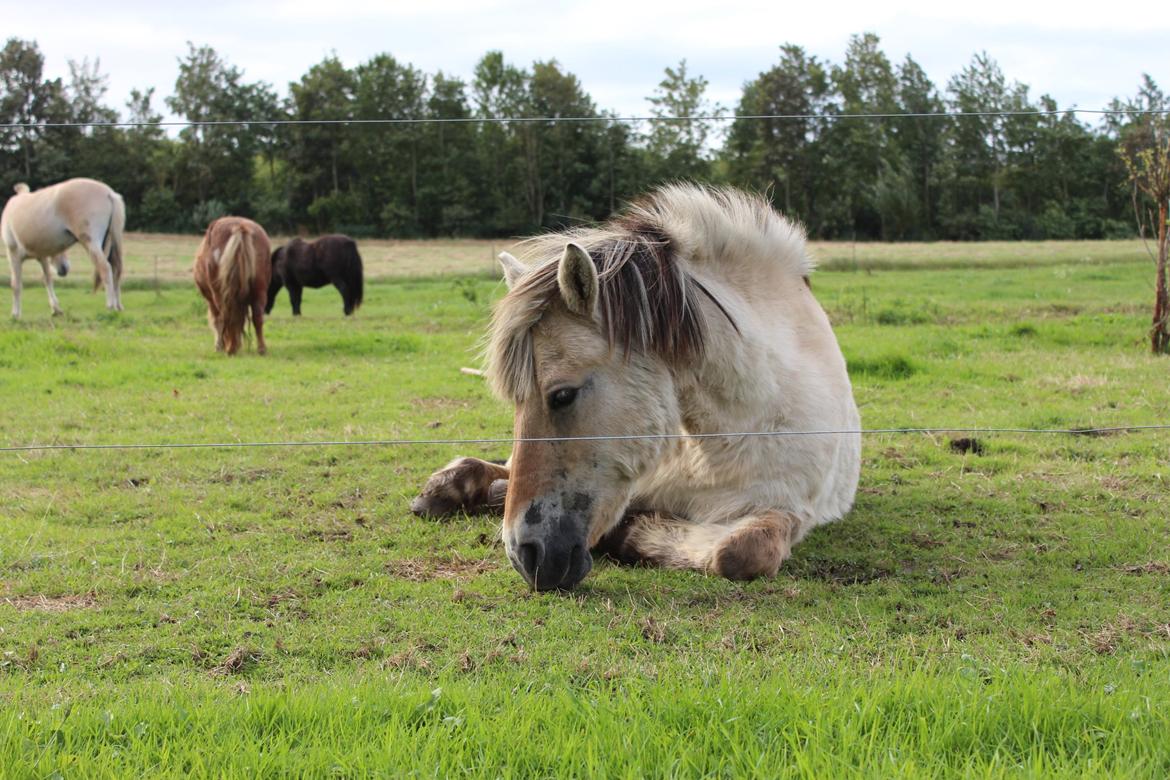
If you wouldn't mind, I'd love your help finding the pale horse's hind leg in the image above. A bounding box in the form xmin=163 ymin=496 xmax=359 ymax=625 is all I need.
xmin=79 ymin=235 xmax=118 ymax=311
xmin=251 ymin=299 xmax=267 ymax=355
xmin=595 ymin=510 xmax=802 ymax=581
xmin=39 ymin=257 xmax=63 ymax=316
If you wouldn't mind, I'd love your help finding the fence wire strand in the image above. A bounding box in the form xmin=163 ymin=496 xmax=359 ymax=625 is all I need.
xmin=3 ymin=107 xmax=1169 ymax=131
xmin=3 ymin=103 xmax=1168 ymax=457
xmin=3 ymin=424 xmax=1168 ymax=454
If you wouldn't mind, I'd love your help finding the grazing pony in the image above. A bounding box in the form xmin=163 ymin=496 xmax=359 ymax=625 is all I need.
xmin=2 ymin=178 xmax=125 ymax=318
xmin=267 ymin=235 xmax=364 ymax=316
xmin=193 ymin=217 xmax=271 ymax=355
xmin=413 ymin=185 xmax=861 ymax=591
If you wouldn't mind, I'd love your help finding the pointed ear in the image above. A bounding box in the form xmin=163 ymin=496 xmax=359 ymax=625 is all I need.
xmin=557 ymin=242 xmax=598 ymax=317
xmin=497 ymin=251 xmax=526 ymax=289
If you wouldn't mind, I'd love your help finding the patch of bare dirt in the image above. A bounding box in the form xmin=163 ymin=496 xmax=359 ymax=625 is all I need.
xmin=796 ymin=560 xmax=894 ymax=585
xmin=300 ymin=526 xmax=353 ymax=542
xmin=213 ymin=647 xmax=261 ymax=675
xmin=2 ymin=592 xmax=97 ymax=611
xmin=639 ymin=616 xmax=667 ymax=644
xmin=1120 ymin=562 xmax=1170 ymax=575
xmin=416 ymin=396 xmax=475 ymax=410
xmin=208 ymin=468 xmax=273 ymax=484
xmin=1082 ymin=614 xmax=1168 ymax=655
xmin=386 ymin=554 xmax=497 ymax=582
xmin=909 ymin=532 xmax=945 ymax=549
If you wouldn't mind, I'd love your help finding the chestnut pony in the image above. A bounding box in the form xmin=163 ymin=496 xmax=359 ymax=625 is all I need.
xmin=193 ymin=217 xmax=271 ymax=355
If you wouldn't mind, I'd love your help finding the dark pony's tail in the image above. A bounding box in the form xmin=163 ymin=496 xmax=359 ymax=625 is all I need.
xmin=216 ymin=225 xmax=257 ymax=354
xmin=342 ymin=239 xmax=364 ymax=314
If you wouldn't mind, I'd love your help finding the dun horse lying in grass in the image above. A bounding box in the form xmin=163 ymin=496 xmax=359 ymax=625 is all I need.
xmin=193 ymin=217 xmax=271 ymax=355
xmin=267 ymin=235 xmax=364 ymax=316
xmin=413 ymin=184 xmax=861 ymax=590
xmin=2 ymin=178 xmax=125 ymax=319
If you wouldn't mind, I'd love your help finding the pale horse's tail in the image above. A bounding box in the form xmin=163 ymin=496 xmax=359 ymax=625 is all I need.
xmin=92 ymin=192 xmax=126 ymax=292
xmin=215 ymin=224 xmax=258 ymax=353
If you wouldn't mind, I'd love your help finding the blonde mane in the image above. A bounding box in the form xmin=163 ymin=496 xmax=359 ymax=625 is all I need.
xmin=486 ymin=184 xmax=809 ymax=402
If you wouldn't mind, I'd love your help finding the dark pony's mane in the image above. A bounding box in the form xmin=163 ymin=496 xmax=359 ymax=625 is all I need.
xmin=488 ymin=196 xmax=737 ymax=403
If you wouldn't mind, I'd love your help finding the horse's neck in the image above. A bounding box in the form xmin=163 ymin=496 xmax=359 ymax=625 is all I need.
xmin=672 ymin=274 xmax=787 ymax=435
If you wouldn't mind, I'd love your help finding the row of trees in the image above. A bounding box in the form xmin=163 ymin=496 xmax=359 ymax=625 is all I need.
xmin=0 ymin=35 xmax=1165 ymax=242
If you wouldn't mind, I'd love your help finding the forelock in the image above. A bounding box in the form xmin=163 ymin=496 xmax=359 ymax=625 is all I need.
xmin=485 ymin=197 xmax=732 ymax=403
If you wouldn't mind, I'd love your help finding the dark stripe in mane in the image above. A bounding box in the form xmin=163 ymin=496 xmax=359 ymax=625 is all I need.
xmin=510 ymin=220 xmax=736 ymax=365
xmin=490 ymin=187 xmax=757 ymax=402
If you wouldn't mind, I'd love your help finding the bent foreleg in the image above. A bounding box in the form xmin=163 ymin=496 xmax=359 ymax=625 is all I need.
xmin=595 ymin=510 xmax=801 ymax=581
xmin=411 ymin=457 xmax=509 ymax=518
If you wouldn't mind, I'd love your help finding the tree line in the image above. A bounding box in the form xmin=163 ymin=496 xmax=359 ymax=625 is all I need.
xmin=1 ymin=34 xmax=1165 ymax=241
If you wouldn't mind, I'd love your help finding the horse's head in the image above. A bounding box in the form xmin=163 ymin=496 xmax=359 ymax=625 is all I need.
xmin=53 ymin=254 xmax=70 ymax=277
xmin=488 ymin=235 xmax=708 ymax=590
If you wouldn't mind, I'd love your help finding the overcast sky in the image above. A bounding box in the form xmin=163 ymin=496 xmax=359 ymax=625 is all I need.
xmin=8 ymin=0 xmax=1168 ymax=124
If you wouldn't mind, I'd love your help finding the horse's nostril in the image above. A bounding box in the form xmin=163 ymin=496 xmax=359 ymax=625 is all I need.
xmin=517 ymin=542 xmax=543 ymax=580
xmin=562 ymin=544 xmax=592 ymax=588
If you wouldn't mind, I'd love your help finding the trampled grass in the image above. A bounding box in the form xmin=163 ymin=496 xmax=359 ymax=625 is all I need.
xmin=1 ymin=240 xmax=1168 ymax=777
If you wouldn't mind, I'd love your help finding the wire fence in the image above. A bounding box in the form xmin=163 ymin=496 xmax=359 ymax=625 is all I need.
xmin=3 ymin=424 xmax=1168 ymax=454
xmin=3 ymin=107 xmax=1169 ymax=131
xmin=3 ymin=104 xmax=1168 ymax=458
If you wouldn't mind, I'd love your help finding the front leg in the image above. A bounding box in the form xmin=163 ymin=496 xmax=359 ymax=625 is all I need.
xmin=595 ymin=510 xmax=801 ymax=581
xmin=8 ymin=251 xmax=23 ymax=319
xmin=411 ymin=457 xmax=509 ymax=518
xmin=288 ymin=283 xmax=303 ymax=316
xmin=265 ymin=275 xmax=282 ymax=315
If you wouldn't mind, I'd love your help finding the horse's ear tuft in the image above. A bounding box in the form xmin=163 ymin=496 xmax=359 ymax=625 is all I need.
xmin=557 ymin=242 xmax=598 ymax=317
xmin=498 ymin=251 xmax=526 ymax=289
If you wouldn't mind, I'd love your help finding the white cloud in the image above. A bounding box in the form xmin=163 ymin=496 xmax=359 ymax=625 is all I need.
xmin=5 ymin=0 xmax=1167 ymax=121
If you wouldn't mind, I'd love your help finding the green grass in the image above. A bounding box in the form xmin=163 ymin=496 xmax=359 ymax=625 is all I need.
xmin=1 ymin=245 xmax=1168 ymax=777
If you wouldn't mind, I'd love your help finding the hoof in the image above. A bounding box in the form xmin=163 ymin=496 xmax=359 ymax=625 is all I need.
xmin=410 ymin=493 xmax=459 ymax=519
xmin=711 ymin=518 xmax=790 ymax=581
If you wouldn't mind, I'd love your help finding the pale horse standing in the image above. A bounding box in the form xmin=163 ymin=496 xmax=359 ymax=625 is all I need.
xmin=2 ymin=178 xmax=126 ymax=318
xmin=413 ymin=184 xmax=861 ymax=591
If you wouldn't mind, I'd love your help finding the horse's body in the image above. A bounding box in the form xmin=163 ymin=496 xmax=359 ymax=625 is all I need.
xmin=413 ymin=185 xmax=860 ymax=590
xmin=193 ymin=217 xmax=271 ymax=355
xmin=267 ymin=235 xmax=364 ymax=316
xmin=2 ymin=178 xmax=125 ymax=318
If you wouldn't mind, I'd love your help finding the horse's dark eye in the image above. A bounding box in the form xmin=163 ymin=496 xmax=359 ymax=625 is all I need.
xmin=548 ymin=387 xmax=579 ymax=411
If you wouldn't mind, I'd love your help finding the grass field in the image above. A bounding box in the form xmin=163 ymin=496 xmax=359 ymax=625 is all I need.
xmin=1 ymin=238 xmax=1168 ymax=777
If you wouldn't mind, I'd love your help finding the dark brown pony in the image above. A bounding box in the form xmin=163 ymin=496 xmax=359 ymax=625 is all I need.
xmin=267 ymin=235 xmax=364 ymax=316
xmin=193 ymin=217 xmax=271 ymax=355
